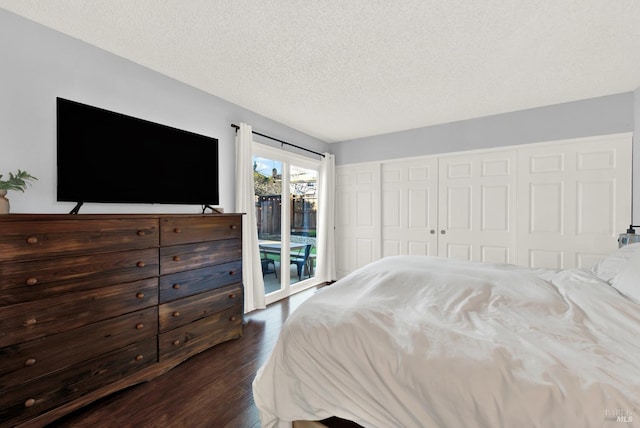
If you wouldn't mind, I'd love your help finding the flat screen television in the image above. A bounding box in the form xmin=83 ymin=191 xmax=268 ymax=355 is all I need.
xmin=56 ymin=97 xmax=219 ymax=212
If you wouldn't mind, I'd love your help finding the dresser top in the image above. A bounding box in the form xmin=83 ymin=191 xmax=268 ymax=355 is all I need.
xmin=0 ymin=213 xmax=243 ymax=222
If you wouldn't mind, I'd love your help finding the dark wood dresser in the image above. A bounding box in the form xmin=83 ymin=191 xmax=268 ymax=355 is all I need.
xmin=0 ymin=214 xmax=243 ymax=427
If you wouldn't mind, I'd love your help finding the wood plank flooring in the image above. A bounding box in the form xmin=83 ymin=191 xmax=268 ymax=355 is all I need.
xmin=47 ymin=287 xmax=319 ymax=428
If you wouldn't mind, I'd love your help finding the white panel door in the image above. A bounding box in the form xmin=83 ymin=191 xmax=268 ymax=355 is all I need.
xmin=382 ymin=158 xmax=438 ymax=257
xmin=335 ymin=163 xmax=381 ymax=278
xmin=438 ymin=150 xmax=517 ymax=263
xmin=517 ymin=134 xmax=632 ymax=269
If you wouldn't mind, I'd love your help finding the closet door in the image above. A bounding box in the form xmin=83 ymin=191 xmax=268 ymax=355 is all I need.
xmin=438 ymin=150 xmax=517 ymax=263
xmin=517 ymin=134 xmax=632 ymax=269
xmin=335 ymin=163 xmax=381 ymax=279
xmin=382 ymin=158 xmax=438 ymax=257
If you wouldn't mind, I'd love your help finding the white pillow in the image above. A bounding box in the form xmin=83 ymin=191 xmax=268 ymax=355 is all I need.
xmin=591 ymin=243 xmax=640 ymax=282
xmin=610 ymin=249 xmax=640 ymax=303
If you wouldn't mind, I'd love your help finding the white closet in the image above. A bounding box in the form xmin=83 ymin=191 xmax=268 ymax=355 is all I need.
xmin=336 ymin=163 xmax=381 ymax=279
xmin=335 ymin=133 xmax=632 ymax=278
xmin=517 ymin=134 xmax=632 ymax=268
xmin=436 ymin=149 xmax=517 ymax=263
xmin=381 ymin=157 xmax=438 ymax=258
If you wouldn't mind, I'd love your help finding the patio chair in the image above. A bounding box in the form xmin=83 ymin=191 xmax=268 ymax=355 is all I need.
xmin=261 ymin=250 xmax=277 ymax=278
xmin=290 ymin=244 xmax=312 ymax=279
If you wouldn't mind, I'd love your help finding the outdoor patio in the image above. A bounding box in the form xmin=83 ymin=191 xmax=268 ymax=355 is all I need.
xmin=262 ymin=261 xmax=314 ymax=295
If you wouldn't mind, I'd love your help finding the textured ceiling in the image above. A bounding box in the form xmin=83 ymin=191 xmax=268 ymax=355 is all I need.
xmin=1 ymin=0 xmax=640 ymax=143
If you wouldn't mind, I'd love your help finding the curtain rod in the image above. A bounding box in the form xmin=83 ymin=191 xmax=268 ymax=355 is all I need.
xmin=231 ymin=124 xmax=325 ymax=158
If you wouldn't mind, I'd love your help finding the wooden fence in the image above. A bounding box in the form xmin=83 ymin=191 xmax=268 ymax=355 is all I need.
xmin=256 ymin=194 xmax=317 ymax=236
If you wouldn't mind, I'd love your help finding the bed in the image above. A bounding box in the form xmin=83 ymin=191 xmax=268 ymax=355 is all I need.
xmin=252 ymin=244 xmax=640 ymax=428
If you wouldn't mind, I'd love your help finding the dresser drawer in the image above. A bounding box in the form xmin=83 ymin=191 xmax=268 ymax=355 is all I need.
xmin=160 ymin=215 xmax=241 ymax=246
xmin=159 ymin=260 xmax=242 ymax=303
xmin=0 ymin=336 xmax=157 ymax=427
xmin=0 ymin=248 xmax=158 ymax=306
xmin=0 ymin=278 xmax=158 ymax=348
xmin=0 ymin=307 xmax=157 ymax=391
xmin=0 ymin=218 xmax=158 ymax=262
xmin=159 ymin=305 xmax=242 ymax=362
xmin=159 ymin=284 xmax=242 ymax=333
xmin=160 ymin=239 xmax=242 ymax=275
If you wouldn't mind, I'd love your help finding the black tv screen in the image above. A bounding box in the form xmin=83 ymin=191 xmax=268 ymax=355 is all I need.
xmin=56 ymin=97 xmax=219 ymax=208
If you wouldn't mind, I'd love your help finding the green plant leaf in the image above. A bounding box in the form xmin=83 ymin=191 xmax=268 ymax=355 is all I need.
xmin=0 ymin=169 xmax=38 ymax=192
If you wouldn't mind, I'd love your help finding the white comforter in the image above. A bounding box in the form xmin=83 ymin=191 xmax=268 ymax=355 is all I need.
xmin=252 ymin=256 xmax=640 ymax=428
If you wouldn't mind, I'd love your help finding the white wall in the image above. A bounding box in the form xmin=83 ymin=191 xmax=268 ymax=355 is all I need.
xmin=0 ymin=8 xmax=329 ymax=214
xmin=332 ymin=93 xmax=634 ymax=165
xmin=635 ymin=86 xmax=640 ymax=225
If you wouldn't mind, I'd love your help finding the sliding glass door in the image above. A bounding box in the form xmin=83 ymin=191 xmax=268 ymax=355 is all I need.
xmin=253 ymin=144 xmax=319 ymax=304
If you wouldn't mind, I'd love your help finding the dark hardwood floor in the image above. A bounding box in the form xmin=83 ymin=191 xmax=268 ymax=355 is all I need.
xmin=46 ymin=287 xmax=319 ymax=428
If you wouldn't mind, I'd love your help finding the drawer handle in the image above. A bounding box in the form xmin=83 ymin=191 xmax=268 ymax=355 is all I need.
xmin=229 ymin=225 xmax=237 ymax=230
xmin=136 ymin=292 xmax=145 ymax=299
xmin=24 ymin=318 xmax=37 ymax=326
xmin=174 ymin=227 xmax=182 ymax=233
xmin=229 ymin=315 xmax=237 ymax=322
xmin=26 ymin=277 xmax=38 ymax=286
xmin=135 ymin=354 xmax=144 ymax=362
xmin=172 ymin=339 xmax=180 ymax=346
xmin=173 ymin=256 xmax=181 ymax=262
xmin=172 ymin=311 xmax=180 ymax=317
xmin=172 ymin=284 xmax=181 ymax=290
xmin=136 ymin=323 xmax=144 ymax=330
xmin=228 ymin=293 xmax=236 ymax=299
xmin=24 ymin=398 xmax=36 ymax=408
xmin=26 ymin=236 xmax=38 ymax=245
xmin=229 ymin=271 xmax=235 ymax=276
xmin=136 ymin=261 xmax=145 ymax=268
xmin=137 ymin=230 xmax=146 ymax=236
xmin=24 ymin=358 xmax=36 ymax=367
